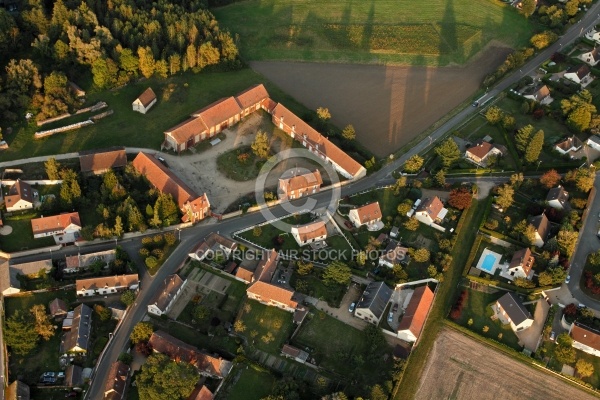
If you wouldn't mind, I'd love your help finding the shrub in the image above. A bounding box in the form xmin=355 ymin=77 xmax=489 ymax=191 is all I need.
xmin=141 ymin=237 xmax=153 ymax=246
xmin=151 ymin=248 xmax=164 ymax=259
xmin=164 ymin=232 xmax=176 ymax=246
xmin=153 ymin=234 xmax=164 ymax=245
xmin=139 ymin=248 xmax=150 ymax=257
xmin=145 ymin=256 xmax=158 ymax=268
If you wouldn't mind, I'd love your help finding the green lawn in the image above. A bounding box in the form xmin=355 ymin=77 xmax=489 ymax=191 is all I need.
xmin=213 ymin=0 xmax=534 ymax=66
xmin=1 ymin=69 xmax=316 ymax=162
xmin=226 ymin=364 xmax=277 ymax=400
xmin=217 ymin=145 xmax=263 ymax=181
xmin=452 ymin=288 xmax=522 ymax=350
xmin=9 ymin=329 xmax=62 ymax=386
xmin=0 ymin=218 xmax=56 ymax=253
xmin=237 ymin=299 xmax=294 ymax=353
xmin=290 ymin=270 xmax=346 ymax=307
xmin=396 ymin=199 xmax=487 ymax=398
xmin=4 ymin=290 xmax=76 ymax=317
xmin=344 ymin=187 xmax=408 ymax=221
xmin=237 ymin=213 xmax=314 ymax=250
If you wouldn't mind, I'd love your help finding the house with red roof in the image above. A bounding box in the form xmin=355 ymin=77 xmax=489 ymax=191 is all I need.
xmin=147 ymin=274 xmax=187 ymax=317
xmin=349 ymin=202 xmax=382 ymax=228
xmin=465 ymin=140 xmax=505 ymax=167
xmin=396 ymin=285 xmax=435 ymax=343
xmin=132 ymin=87 xmax=157 ymax=114
xmin=132 ymin=152 xmax=210 ymax=223
xmin=30 ymin=212 xmax=81 ymax=244
xmin=76 ymin=274 xmax=139 ymax=297
xmin=5 ymin=179 xmax=37 ymax=212
xmin=570 ymin=322 xmax=600 ymax=357
xmin=103 ymin=361 xmax=130 ymax=400
xmin=507 ymin=248 xmax=535 ymax=280
xmin=79 ymin=147 xmax=127 ymax=175
xmin=235 ymin=84 xmax=269 ymax=117
xmin=414 ymin=197 xmax=447 ymax=227
xmin=291 ymin=220 xmax=327 ymax=247
xmin=188 ymin=232 xmax=238 ymax=262
xmin=278 ymin=169 xmax=323 ymax=200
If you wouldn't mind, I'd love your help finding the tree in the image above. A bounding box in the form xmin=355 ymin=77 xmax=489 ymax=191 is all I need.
xmin=369 ymin=384 xmax=388 ymax=400
xmin=576 ymin=359 xmax=594 ymax=378
xmin=45 ymin=157 xmax=61 ymax=180
xmin=234 ymin=320 xmax=246 ymax=333
xmin=342 ymin=124 xmax=356 ymax=140
xmin=434 ymin=170 xmax=446 ymax=187
xmin=502 ymin=114 xmax=516 ymax=130
xmin=251 ymin=130 xmax=270 ymax=159
xmin=565 ymin=0 xmax=580 ymax=16
xmin=316 ymin=107 xmax=331 ymax=123
xmin=297 ymin=260 xmax=313 ymax=276
xmin=397 ymin=200 xmax=413 ymax=217
xmin=137 ymin=46 xmax=155 ymax=78
xmin=412 ymin=248 xmax=430 ymax=263
xmin=95 ymin=304 xmax=112 ymax=322
xmin=4 ymin=311 xmax=38 ymax=355
xmin=496 ymin=184 xmax=514 ymax=209
xmin=555 ymin=344 xmax=576 ymax=365
xmin=427 ymin=265 xmax=438 ymax=278
xmin=448 ymin=187 xmax=472 ymax=210
xmin=130 ymin=322 xmax=154 ymax=344
xmin=557 ymin=228 xmax=578 ymax=257
xmin=435 ymin=138 xmax=460 ymax=167
xmin=485 ymin=106 xmax=504 ymax=125
xmin=403 ymin=217 xmax=419 ymax=231
xmin=566 ymin=166 xmax=595 ymax=192
xmin=137 ymin=354 xmax=197 ymax=400
xmin=322 ymin=261 xmax=352 ymax=285
xmin=520 ymin=0 xmax=537 ymax=17
xmin=404 ymin=155 xmax=424 ymax=173
xmin=121 ymin=290 xmax=136 ymax=307
xmin=540 ymin=169 xmax=561 ymax=189
xmin=530 ymin=31 xmax=558 ymax=50
xmin=30 ymin=304 xmax=55 ymax=341
xmin=525 ymin=129 xmax=544 ymax=163
xmin=193 ymin=305 xmax=210 ymax=321
xmin=393 ymin=176 xmax=407 ymax=195
xmin=515 ymin=125 xmax=534 ymax=153
xmin=114 ymin=215 xmax=124 ymax=238
xmin=118 ymin=352 xmax=133 ymax=365
xmin=253 ymin=226 xmax=262 ymax=237
xmin=523 ymin=224 xmax=537 ymax=245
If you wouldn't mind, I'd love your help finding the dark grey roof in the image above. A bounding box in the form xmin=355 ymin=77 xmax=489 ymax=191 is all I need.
xmin=356 ymin=281 xmax=393 ymax=320
xmin=65 ymin=365 xmax=83 ymax=387
xmin=497 ymin=292 xmax=531 ymax=326
xmin=546 ymin=186 xmax=569 ymax=204
xmin=63 ymin=304 xmax=92 ymax=352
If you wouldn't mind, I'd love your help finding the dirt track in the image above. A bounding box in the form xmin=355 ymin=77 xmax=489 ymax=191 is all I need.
xmin=414 ymin=328 xmax=597 ymax=400
xmin=251 ymin=45 xmax=511 ymax=157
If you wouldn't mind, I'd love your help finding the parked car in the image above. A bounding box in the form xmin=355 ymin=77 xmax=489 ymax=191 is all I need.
xmin=65 ymin=392 xmax=78 ymax=398
xmin=392 ymin=303 xmax=399 ymax=312
xmin=387 ymin=312 xmax=393 ymax=324
xmin=344 ymin=220 xmax=354 ymax=229
xmin=348 ymin=302 xmax=356 ymax=313
xmin=550 ymin=331 xmax=556 ymax=341
xmin=565 ymin=275 xmax=571 ymax=284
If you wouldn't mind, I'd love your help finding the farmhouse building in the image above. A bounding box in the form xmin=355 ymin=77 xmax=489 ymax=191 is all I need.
xmin=349 ymin=202 xmax=382 ymax=228
xmin=64 ymin=249 xmax=116 ymax=274
xmin=277 ymin=169 xmax=323 ymax=200
xmin=396 ymin=285 xmax=435 ymax=343
xmin=5 ymin=179 xmax=36 ymax=212
xmin=414 ymin=197 xmax=447 ymax=227
xmin=507 ymin=248 xmax=535 ymax=280
xmin=132 ymin=87 xmax=157 ymax=114
xmin=104 ymin=361 xmax=130 ymax=400
xmin=355 ymin=281 xmax=393 ymax=325
xmin=147 ymin=274 xmax=187 ymax=316
xmin=0 ymin=258 xmax=54 ymax=296
xmin=554 ymin=136 xmax=583 ymax=156
xmin=579 ymin=47 xmax=600 ymax=66
xmin=189 ymin=232 xmax=238 ymax=262
xmin=235 ymin=84 xmax=270 ymax=116
xmin=564 ymin=64 xmax=591 ymax=84
xmin=79 ymin=147 xmax=127 ymax=175
xmin=570 ymin=322 xmax=600 ymax=357
xmin=379 ymin=240 xmax=409 ymax=268
xmin=247 ymin=281 xmax=297 ymax=312
xmin=465 ymin=140 xmax=505 ymax=167
xmin=546 ymin=186 xmax=569 ymax=210
xmin=62 ymin=303 xmax=92 ymax=354
xmin=30 ymin=212 xmax=81 ymax=244
xmin=148 ymin=330 xmax=232 ymax=378
xmin=527 ymin=213 xmax=550 ymax=248
xmin=76 ymin=274 xmax=139 ymax=297
xmin=523 ymin=85 xmax=553 ymax=104
xmin=495 ymin=292 xmax=533 ymax=333
xmin=290 ymin=220 xmax=327 ymax=246
xmin=132 ymin=152 xmax=210 ymax=223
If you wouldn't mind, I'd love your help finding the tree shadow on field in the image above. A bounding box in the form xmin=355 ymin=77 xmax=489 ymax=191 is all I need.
xmin=361 ymin=0 xmax=375 ymax=51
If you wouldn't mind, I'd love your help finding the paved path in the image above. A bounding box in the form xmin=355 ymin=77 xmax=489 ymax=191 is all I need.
xmin=516 ymin=299 xmax=549 ymax=352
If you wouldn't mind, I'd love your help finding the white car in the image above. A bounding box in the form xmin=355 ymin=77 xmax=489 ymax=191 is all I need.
xmin=348 ymin=302 xmax=356 ymax=313
xmin=565 ymin=275 xmax=571 ymax=284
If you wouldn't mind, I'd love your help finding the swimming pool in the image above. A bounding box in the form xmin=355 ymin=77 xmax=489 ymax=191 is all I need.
xmin=480 ymin=254 xmax=498 ymax=273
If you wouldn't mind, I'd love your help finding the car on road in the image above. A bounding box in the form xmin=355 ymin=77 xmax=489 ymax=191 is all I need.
xmin=550 ymin=331 xmax=556 ymax=341
xmin=472 ymin=101 xmax=479 ymax=107
xmin=387 ymin=312 xmax=394 ymax=324
xmin=565 ymin=275 xmax=571 ymax=284
xmin=349 ymin=302 xmax=356 ymax=313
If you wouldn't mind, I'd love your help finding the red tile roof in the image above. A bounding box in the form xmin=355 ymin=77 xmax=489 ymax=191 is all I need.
xmin=280 ymin=169 xmax=323 ymax=193
xmin=49 ymin=298 xmax=67 ymax=316
xmin=247 ymin=281 xmax=297 ymax=309
xmin=293 ymin=221 xmax=327 ymax=243
xmin=235 ymin=267 xmax=254 ymax=283
xmin=191 ymin=97 xmax=242 ymax=128
xmin=466 ymin=140 xmax=495 ymax=160
xmin=188 ymin=386 xmax=213 ymax=400
xmin=104 ymin=361 xmax=129 ymax=399
xmin=509 ymin=248 xmax=535 ymax=276
xmin=235 ymin=84 xmax=269 ymax=109
xmin=79 ymin=148 xmax=127 ymax=173
xmin=31 ymin=212 xmax=81 ymax=235
xmin=416 ymin=197 xmax=444 ymax=219
xmin=164 ymin=117 xmax=208 ymax=145
xmin=571 ymin=323 xmax=600 ymax=351
xmin=181 ymin=194 xmax=211 ymax=223
xmin=272 ymin=103 xmax=364 ymax=177
xmin=132 ymin=152 xmax=197 ymax=208
xmin=397 ymin=285 xmax=434 ymax=340
xmin=352 ymin=202 xmax=382 ymax=225
xmin=76 ymin=274 xmax=139 ymax=292
xmin=5 ymin=179 xmax=34 ymax=207
xmin=253 ymin=249 xmax=279 ymax=282
xmin=135 ymin=87 xmax=157 ymax=107
xmin=150 ymin=274 xmax=185 ymax=312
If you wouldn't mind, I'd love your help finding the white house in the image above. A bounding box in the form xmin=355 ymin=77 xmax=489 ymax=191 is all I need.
xmin=397 ymin=285 xmax=435 ymax=343
xmin=587 ymin=135 xmax=600 ymax=151
xmin=64 ymin=249 xmax=116 ymax=274
xmin=147 ymin=274 xmax=187 ymax=316
xmin=585 ymin=29 xmax=600 ymax=45
xmin=546 ymin=186 xmax=569 ymax=210
xmin=523 ymin=85 xmax=553 ymax=105
xmin=378 ymin=240 xmax=409 ymax=268
xmin=554 ymin=136 xmax=583 ymax=155
xmin=527 ymin=214 xmax=550 ymax=248
xmin=30 ymin=212 xmax=81 ymax=244
xmin=579 ymin=47 xmax=600 ymax=66
xmin=349 ymin=202 xmax=382 ymax=228
xmin=465 ymin=140 xmax=506 ymax=167
xmin=507 ymin=248 xmax=535 ymax=280
xmin=495 ymin=292 xmax=533 ymax=333
xmin=414 ymin=197 xmax=447 ymax=226
xmin=132 ymin=87 xmax=157 ymax=114
xmin=354 ymin=281 xmax=393 ymax=325
xmin=564 ymin=64 xmax=591 ymax=84
xmin=570 ymin=323 xmax=600 ymax=357
xmin=76 ymin=274 xmax=139 ymax=297
xmin=188 ymin=232 xmax=238 ymax=262
xmin=4 ymin=179 xmax=36 ymax=212
xmin=290 ymin=220 xmax=327 ymax=246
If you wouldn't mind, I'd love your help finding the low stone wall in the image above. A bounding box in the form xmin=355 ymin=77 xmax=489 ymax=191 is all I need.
xmin=36 ymin=101 xmax=107 ymax=127
xmin=35 ymin=120 xmax=94 ymax=139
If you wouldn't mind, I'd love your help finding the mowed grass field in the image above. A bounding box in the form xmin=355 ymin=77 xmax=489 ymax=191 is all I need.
xmin=213 ymin=0 xmax=535 ymax=65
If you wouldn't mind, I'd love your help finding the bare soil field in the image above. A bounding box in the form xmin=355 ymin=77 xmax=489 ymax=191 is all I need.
xmin=415 ymin=328 xmax=597 ymax=400
xmin=251 ymin=45 xmax=510 ymax=157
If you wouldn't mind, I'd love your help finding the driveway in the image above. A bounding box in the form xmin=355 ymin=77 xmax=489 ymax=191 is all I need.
xmin=516 ymin=299 xmax=549 ymax=352
xmin=314 ymin=284 xmax=367 ymax=330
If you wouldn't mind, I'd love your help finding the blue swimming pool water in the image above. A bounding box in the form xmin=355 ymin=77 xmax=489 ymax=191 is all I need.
xmin=480 ymin=254 xmax=497 ymax=273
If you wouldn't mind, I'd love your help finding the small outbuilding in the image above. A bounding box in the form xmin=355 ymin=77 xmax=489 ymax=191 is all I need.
xmin=132 ymin=87 xmax=157 ymax=114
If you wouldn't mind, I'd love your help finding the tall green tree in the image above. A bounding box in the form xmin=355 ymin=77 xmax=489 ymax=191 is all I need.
xmin=130 ymin=322 xmax=154 ymax=344
xmin=137 ymin=354 xmax=197 ymax=400
xmin=515 ymin=125 xmax=534 ymax=152
xmin=4 ymin=311 xmax=38 ymax=355
xmin=404 ymin=155 xmax=424 ymax=173
xmin=322 ymin=261 xmax=352 ymax=285
xmin=520 ymin=0 xmax=537 ymax=17
xmin=496 ymin=184 xmax=514 ymax=209
xmin=525 ymin=129 xmax=544 ymax=163
xmin=251 ymin=130 xmax=270 ymax=159
xmin=435 ymin=138 xmax=460 ymax=167
xmin=44 ymin=157 xmax=61 ymax=180
xmin=138 ymin=46 xmax=155 ymax=78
